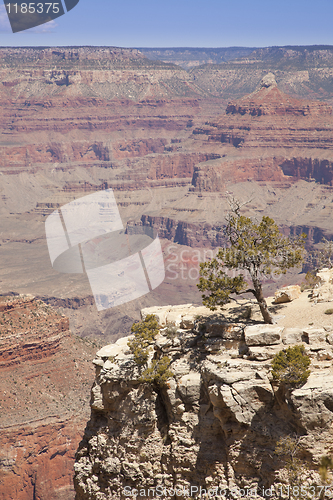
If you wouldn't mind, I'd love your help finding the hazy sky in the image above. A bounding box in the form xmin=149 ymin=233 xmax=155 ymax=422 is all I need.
xmin=0 ymin=0 xmax=332 ymax=48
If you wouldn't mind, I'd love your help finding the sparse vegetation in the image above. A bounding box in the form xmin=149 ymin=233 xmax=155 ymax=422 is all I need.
xmin=127 ymin=314 xmax=159 ymax=366
xmin=324 ymin=308 xmax=333 ymax=315
xmin=198 ymin=196 xmax=306 ymax=324
xmin=275 ymin=435 xmax=306 ymax=494
xmin=165 ymin=325 xmax=177 ymax=339
xmin=271 ymin=345 xmax=311 ymax=387
xmin=141 ymin=356 xmax=173 ymax=386
xmin=128 ymin=315 xmax=173 ymax=386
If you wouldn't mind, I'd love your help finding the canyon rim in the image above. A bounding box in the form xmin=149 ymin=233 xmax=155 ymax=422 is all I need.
xmin=1 ymin=45 xmax=333 ymax=499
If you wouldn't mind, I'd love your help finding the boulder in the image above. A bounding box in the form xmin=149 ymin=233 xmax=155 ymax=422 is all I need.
xmin=302 ymin=327 xmax=326 ymax=344
xmin=316 ymin=350 xmax=333 ymax=361
xmin=96 ymin=336 xmax=131 ymax=358
xmin=205 ymin=322 xmax=244 ymax=340
xmin=140 ymin=305 xmax=174 ymax=326
xmin=244 ymin=325 xmax=284 ymax=346
xmin=246 ymin=345 xmax=282 ymax=361
xmin=317 ymin=268 xmax=333 ymax=284
xmin=326 ymin=333 xmax=333 ymax=345
xmin=282 ymin=328 xmax=305 ymax=345
xmin=274 ymin=285 xmax=301 ymax=304
xmin=177 ymin=372 xmax=201 ymax=405
xmin=310 ymin=268 xmax=333 ymax=303
xmin=141 ymin=304 xmax=215 ymax=328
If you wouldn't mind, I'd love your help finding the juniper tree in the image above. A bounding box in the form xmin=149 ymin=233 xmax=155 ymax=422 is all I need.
xmin=198 ymin=198 xmax=306 ymax=324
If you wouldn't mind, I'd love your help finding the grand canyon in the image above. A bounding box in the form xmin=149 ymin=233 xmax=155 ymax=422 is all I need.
xmin=1 ymin=45 xmax=333 ymax=499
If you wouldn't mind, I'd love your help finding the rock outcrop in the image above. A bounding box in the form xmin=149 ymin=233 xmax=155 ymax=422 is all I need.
xmin=274 ymin=285 xmax=301 ymax=304
xmin=225 ymin=72 xmax=332 ymax=117
xmin=310 ymin=268 xmax=333 ymax=303
xmin=74 ymin=303 xmax=333 ymax=500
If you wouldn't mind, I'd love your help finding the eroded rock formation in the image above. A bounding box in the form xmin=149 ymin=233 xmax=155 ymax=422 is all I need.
xmin=191 ymin=74 xmax=333 ymax=191
xmin=0 ymin=295 xmax=96 ymax=500
xmin=74 ymin=301 xmax=333 ymax=499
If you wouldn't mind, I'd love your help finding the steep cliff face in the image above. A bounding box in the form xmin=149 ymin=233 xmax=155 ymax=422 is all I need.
xmin=0 ymin=47 xmax=198 ymax=102
xmin=74 ymin=298 xmax=333 ymax=500
xmin=0 ymin=295 xmax=96 ymax=500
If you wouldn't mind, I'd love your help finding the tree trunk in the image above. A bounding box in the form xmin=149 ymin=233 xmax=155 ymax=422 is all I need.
xmin=254 ymin=284 xmax=274 ymax=324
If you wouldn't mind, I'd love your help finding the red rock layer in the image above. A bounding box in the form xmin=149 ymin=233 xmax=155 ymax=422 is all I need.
xmin=0 ymin=295 xmax=96 ymax=500
xmin=192 ymin=157 xmax=284 ymax=191
xmin=0 ymin=418 xmax=84 ymax=500
xmin=226 ymin=85 xmax=332 ymax=117
xmin=190 ymin=78 xmax=333 ymax=190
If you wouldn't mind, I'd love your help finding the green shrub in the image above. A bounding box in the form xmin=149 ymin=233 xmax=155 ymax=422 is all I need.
xmin=141 ymin=356 xmax=173 ymax=386
xmin=271 ymin=345 xmax=311 ymax=387
xmin=275 ymin=436 xmax=304 ymax=489
xmin=165 ymin=325 xmax=178 ymax=339
xmin=324 ymin=308 xmax=333 ymax=315
xmin=128 ymin=315 xmax=174 ymax=387
xmin=127 ymin=314 xmax=159 ymax=366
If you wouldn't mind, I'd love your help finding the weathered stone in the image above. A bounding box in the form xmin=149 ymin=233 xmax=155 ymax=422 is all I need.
xmin=326 ymin=333 xmax=333 ymax=345
xmin=317 ymin=268 xmax=333 ymax=284
xmin=274 ymin=285 xmax=301 ymax=303
xmin=96 ymin=336 xmax=131 ymax=358
xmin=180 ymin=314 xmax=196 ymax=329
xmin=205 ymin=322 xmax=244 ymax=340
xmin=201 ymin=337 xmax=230 ymax=353
xmin=310 ymin=268 xmax=333 ymax=303
xmin=140 ymin=305 xmax=172 ymax=325
xmin=246 ymin=345 xmax=282 ymax=361
xmin=317 ymin=350 xmax=333 ymax=361
xmin=92 ymin=358 xmax=104 ymax=367
xmin=154 ymin=333 xmax=172 ymax=349
xmin=141 ymin=304 xmax=214 ymax=328
xmin=302 ymin=327 xmax=326 ymax=344
xmin=177 ymin=372 xmax=201 ymax=405
xmin=282 ymin=328 xmax=306 ymax=345
xmin=244 ymin=325 xmax=284 ymax=346
xmin=75 ymin=319 xmax=333 ymax=500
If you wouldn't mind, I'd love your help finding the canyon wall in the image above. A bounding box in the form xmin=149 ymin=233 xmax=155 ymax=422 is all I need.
xmin=0 ymin=295 xmax=96 ymax=500
xmin=2 ymin=47 xmax=333 ymax=500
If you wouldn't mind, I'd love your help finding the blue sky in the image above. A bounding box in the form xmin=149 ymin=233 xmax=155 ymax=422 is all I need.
xmin=0 ymin=0 xmax=333 ymax=48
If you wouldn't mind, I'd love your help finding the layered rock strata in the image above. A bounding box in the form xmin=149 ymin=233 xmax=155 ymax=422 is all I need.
xmin=74 ymin=301 xmax=333 ymax=500
xmin=191 ymin=74 xmax=333 ymax=190
xmin=0 ymin=295 xmax=96 ymax=500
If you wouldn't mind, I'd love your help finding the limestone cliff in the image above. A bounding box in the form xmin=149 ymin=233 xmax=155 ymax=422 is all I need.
xmin=74 ymin=297 xmax=333 ymax=499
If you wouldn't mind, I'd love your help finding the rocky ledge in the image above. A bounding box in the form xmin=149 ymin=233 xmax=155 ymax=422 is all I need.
xmin=74 ymin=288 xmax=333 ymax=499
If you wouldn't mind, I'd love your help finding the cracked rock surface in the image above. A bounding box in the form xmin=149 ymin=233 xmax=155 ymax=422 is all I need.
xmin=74 ymin=305 xmax=333 ymax=500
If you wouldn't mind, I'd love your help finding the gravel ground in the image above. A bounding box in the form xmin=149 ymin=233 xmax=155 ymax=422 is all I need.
xmin=223 ymin=289 xmax=333 ymax=330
